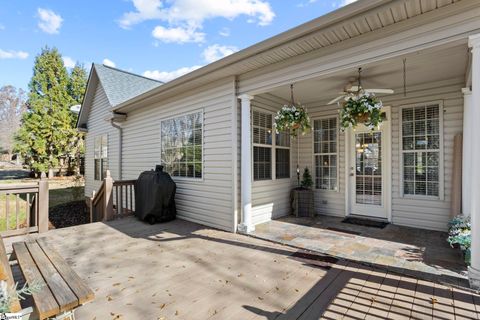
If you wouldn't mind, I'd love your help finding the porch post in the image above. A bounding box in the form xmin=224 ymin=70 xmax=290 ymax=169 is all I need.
xmin=462 ymin=88 xmax=472 ymax=216
xmin=468 ymin=34 xmax=480 ymax=289
xmin=238 ymin=94 xmax=254 ymax=233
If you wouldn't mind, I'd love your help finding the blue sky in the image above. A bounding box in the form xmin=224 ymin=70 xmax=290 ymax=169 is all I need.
xmin=0 ymin=0 xmax=354 ymax=91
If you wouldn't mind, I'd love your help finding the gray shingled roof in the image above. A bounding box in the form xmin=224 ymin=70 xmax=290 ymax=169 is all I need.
xmin=94 ymin=63 xmax=163 ymax=107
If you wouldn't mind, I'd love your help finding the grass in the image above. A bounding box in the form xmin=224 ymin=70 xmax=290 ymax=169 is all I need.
xmin=0 ymin=176 xmax=85 ymax=232
xmin=0 ymin=194 xmax=28 ymax=231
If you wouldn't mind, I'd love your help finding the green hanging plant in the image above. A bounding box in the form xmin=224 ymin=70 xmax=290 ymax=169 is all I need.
xmin=339 ymin=92 xmax=384 ymax=131
xmin=275 ymin=84 xmax=311 ymax=137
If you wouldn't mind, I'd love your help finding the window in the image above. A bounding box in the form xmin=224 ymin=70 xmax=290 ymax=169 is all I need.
xmin=94 ymin=135 xmax=108 ymax=180
xmin=161 ymin=111 xmax=203 ymax=178
xmin=313 ymin=118 xmax=338 ymax=191
xmin=252 ymin=110 xmax=290 ymax=181
xmin=401 ymin=104 xmax=441 ymax=197
xmin=253 ymin=110 xmax=272 ymax=181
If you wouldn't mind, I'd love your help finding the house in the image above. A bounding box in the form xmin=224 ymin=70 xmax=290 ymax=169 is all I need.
xmin=77 ymin=0 xmax=480 ymax=288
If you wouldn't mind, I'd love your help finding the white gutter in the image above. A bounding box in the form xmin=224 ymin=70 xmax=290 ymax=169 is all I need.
xmin=108 ymin=112 xmax=127 ymax=180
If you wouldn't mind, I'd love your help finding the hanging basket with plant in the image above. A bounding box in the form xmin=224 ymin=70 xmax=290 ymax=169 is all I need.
xmin=275 ymin=84 xmax=311 ymax=137
xmin=339 ymin=92 xmax=384 ymax=131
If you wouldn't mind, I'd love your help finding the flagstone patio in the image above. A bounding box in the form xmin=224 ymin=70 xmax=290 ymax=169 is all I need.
xmin=4 ymin=217 xmax=478 ymax=319
xmin=252 ymin=215 xmax=468 ymax=287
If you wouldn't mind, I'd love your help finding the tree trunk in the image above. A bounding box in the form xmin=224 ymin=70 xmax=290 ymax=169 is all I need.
xmin=48 ymin=168 xmax=54 ymax=179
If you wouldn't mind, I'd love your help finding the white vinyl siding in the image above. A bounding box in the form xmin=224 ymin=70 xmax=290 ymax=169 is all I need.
xmin=297 ymin=104 xmax=347 ymax=218
xmin=248 ymin=95 xmax=297 ymax=225
xmin=290 ymin=79 xmax=462 ymax=231
xmin=121 ymin=79 xmax=236 ymax=231
xmin=84 ymin=81 xmax=119 ymax=198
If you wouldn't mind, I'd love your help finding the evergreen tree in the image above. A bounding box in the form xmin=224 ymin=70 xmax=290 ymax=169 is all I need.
xmin=67 ymin=63 xmax=87 ymax=174
xmin=15 ymin=47 xmax=82 ymax=177
xmin=301 ymin=167 xmax=313 ymax=189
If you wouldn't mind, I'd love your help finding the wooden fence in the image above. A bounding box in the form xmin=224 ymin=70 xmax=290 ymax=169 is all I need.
xmin=0 ymin=176 xmax=49 ymax=237
xmin=89 ymin=170 xmax=135 ymax=222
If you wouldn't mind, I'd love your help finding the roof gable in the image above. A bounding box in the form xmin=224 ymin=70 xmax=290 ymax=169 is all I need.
xmin=94 ymin=64 xmax=162 ymax=107
xmin=77 ymin=64 xmax=162 ymax=129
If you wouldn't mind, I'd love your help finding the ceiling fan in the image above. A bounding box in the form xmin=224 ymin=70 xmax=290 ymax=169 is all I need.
xmin=327 ymin=67 xmax=394 ymax=105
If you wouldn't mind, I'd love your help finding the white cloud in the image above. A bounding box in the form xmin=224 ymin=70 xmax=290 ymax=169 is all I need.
xmin=0 ymin=49 xmax=29 ymax=59
xmin=152 ymin=25 xmax=205 ymax=43
xmin=103 ymin=58 xmax=116 ymax=67
xmin=219 ymin=27 xmax=230 ymax=37
xmin=119 ymin=0 xmax=274 ymax=43
xmin=62 ymin=56 xmax=76 ymax=68
xmin=202 ymin=44 xmax=238 ymax=63
xmin=37 ymin=8 xmax=63 ymax=34
xmin=143 ymin=65 xmax=202 ymax=82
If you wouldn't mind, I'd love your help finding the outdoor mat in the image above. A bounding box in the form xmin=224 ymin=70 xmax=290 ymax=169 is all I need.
xmin=342 ymin=217 xmax=389 ymax=229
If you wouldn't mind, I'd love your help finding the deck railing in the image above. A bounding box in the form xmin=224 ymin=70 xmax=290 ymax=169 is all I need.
xmin=113 ymin=179 xmax=135 ymax=218
xmin=0 ymin=175 xmax=49 ymax=237
xmin=89 ymin=170 xmax=135 ymax=222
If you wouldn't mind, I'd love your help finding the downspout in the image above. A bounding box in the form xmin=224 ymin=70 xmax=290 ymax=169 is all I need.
xmin=110 ymin=119 xmax=123 ymax=180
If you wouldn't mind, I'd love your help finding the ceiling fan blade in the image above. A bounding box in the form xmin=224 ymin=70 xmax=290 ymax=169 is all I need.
xmin=328 ymin=95 xmax=345 ymax=105
xmin=364 ymin=88 xmax=394 ymax=94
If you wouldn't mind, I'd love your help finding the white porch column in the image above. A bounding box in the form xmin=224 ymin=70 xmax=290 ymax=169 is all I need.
xmin=468 ymin=34 xmax=480 ymax=289
xmin=462 ymin=88 xmax=472 ymax=216
xmin=238 ymin=94 xmax=255 ymax=233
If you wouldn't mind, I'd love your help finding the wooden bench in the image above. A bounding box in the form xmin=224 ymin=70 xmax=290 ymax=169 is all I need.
xmin=0 ymin=237 xmax=94 ymax=319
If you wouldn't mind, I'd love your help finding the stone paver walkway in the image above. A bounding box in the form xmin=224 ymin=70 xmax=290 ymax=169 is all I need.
xmin=252 ymin=215 xmax=468 ymax=286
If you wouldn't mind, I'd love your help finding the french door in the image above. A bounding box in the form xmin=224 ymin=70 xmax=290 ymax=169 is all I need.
xmin=348 ymin=108 xmax=391 ymax=220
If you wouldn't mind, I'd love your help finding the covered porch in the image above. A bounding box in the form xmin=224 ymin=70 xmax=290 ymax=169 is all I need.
xmin=237 ymin=30 xmax=480 ymax=288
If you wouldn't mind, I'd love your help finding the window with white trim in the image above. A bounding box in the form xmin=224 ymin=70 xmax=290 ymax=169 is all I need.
xmin=94 ymin=135 xmax=108 ymax=180
xmin=252 ymin=110 xmax=290 ymax=181
xmin=313 ymin=118 xmax=338 ymax=191
xmin=401 ymin=104 xmax=441 ymax=197
xmin=275 ymin=130 xmax=290 ymax=179
xmin=161 ymin=111 xmax=203 ymax=178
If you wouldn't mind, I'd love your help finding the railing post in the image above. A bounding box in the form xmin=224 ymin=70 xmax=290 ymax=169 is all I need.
xmin=104 ymin=170 xmax=114 ymax=221
xmin=89 ymin=190 xmax=95 ymax=223
xmin=38 ymin=172 xmax=49 ymax=233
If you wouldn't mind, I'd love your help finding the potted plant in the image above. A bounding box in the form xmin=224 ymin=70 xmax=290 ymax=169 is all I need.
xmin=291 ymin=167 xmax=315 ymax=217
xmin=447 ymin=215 xmax=471 ymax=264
xmin=339 ymin=92 xmax=384 ymax=131
xmin=275 ymin=85 xmax=311 ymax=137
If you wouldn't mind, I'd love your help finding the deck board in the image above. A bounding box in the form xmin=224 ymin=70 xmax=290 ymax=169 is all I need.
xmin=4 ymin=217 xmax=479 ymax=320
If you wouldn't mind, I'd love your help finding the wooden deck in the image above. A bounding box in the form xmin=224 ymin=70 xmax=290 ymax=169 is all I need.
xmin=4 ymin=217 xmax=479 ymax=320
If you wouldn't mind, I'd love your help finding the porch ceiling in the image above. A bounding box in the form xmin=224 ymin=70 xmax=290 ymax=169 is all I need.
xmin=267 ymin=43 xmax=468 ymax=104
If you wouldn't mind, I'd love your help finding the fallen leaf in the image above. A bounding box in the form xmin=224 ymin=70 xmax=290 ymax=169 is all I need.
xmin=295 ymin=289 xmax=299 ymax=292
xmin=175 ymin=310 xmax=179 ymax=316
xmin=113 ymin=283 xmax=121 ymax=287
xmin=107 ymin=296 xmax=113 ymax=301
xmin=258 ymin=296 xmax=264 ymax=300
xmin=159 ymin=303 xmax=166 ymax=309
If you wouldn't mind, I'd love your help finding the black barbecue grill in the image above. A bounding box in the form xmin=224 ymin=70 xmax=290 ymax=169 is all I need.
xmin=134 ymin=165 xmax=176 ymax=224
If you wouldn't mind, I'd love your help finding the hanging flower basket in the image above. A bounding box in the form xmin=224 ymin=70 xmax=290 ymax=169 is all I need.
xmin=275 ymin=84 xmax=311 ymax=137
xmin=275 ymin=104 xmax=311 ymax=137
xmin=339 ymin=92 xmax=384 ymax=131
